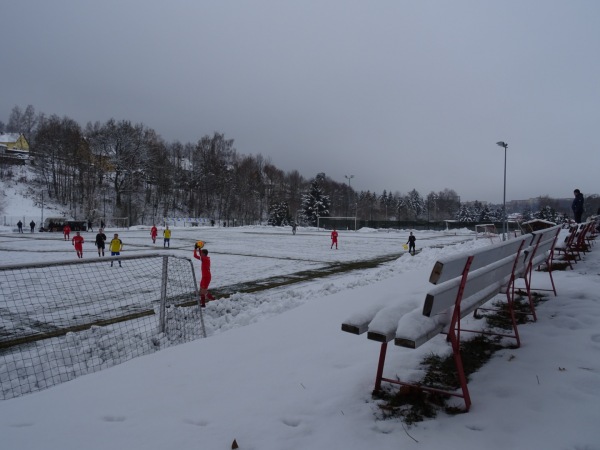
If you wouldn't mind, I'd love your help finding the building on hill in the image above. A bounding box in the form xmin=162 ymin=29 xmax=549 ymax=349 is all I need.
xmin=0 ymin=133 xmax=30 ymax=158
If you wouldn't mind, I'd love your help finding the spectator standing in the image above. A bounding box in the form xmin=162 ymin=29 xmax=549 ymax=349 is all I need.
xmin=407 ymin=232 xmax=416 ymax=255
xmin=150 ymin=224 xmax=158 ymax=244
xmin=95 ymin=228 xmax=107 ymax=257
xmin=30 ymin=220 xmax=35 ymax=233
xmin=330 ymin=228 xmax=339 ymax=249
xmin=17 ymin=221 xmax=23 ymax=233
xmin=72 ymin=231 xmax=85 ymax=258
xmin=572 ymin=189 xmax=584 ymax=223
xmin=63 ymin=224 xmax=71 ymax=241
xmin=109 ymin=233 xmax=123 ymax=267
xmin=193 ymin=245 xmax=215 ymax=304
xmin=163 ymin=226 xmax=171 ymax=248
xmin=87 ymin=220 xmax=93 ymax=232
xmin=292 ymin=222 xmax=297 ymax=235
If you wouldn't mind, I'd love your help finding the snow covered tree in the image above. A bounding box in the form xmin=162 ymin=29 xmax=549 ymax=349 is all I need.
xmin=456 ymin=202 xmax=482 ymax=222
xmin=534 ymin=206 xmax=560 ymax=222
xmin=479 ymin=205 xmax=491 ymax=222
xmin=268 ymin=201 xmax=291 ymax=226
xmin=406 ymin=189 xmax=425 ymax=220
xmin=301 ymin=174 xmax=330 ymax=226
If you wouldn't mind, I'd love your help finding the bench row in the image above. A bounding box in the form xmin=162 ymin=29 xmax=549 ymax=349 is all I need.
xmin=341 ymin=224 xmax=563 ymax=411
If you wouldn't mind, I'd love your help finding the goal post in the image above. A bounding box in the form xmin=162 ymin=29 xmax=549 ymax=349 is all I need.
xmin=111 ymin=216 xmax=129 ymax=229
xmin=475 ymin=223 xmax=498 ymax=242
xmin=317 ymin=216 xmax=358 ymax=231
xmin=0 ymin=253 xmax=205 ymax=400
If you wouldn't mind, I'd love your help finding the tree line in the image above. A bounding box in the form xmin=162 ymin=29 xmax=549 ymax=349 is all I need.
xmin=2 ymin=105 xmax=597 ymax=226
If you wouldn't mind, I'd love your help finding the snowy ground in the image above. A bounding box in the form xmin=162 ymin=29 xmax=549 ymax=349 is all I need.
xmin=1 ymin=176 xmax=600 ymax=449
xmin=0 ymin=222 xmax=599 ymax=449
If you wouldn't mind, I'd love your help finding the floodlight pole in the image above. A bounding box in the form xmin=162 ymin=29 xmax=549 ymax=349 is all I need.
xmin=496 ymin=141 xmax=508 ymax=241
xmin=345 ymin=175 xmax=354 ymax=220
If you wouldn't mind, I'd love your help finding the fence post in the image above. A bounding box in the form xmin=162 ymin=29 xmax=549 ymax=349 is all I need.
xmin=159 ymin=255 xmax=169 ymax=333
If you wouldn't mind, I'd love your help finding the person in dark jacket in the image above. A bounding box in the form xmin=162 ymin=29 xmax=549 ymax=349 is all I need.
xmin=95 ymin=228 xmax=107 ymax=257
xmin=406 ymin=232 xmax=416 ymax=255
xmin=572 ymin=189 xmax=584 ymax=223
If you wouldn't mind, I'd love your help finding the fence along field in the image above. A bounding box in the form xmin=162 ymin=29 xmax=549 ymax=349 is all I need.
xmin=0 ymin=254 xmax=206 ymax=400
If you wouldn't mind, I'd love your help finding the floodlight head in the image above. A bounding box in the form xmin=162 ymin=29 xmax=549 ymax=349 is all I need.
xmin=496 ymin=141 xmax=508 ymax=148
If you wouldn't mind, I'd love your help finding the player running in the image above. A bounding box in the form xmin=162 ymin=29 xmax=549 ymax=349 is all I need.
xmin=63 ymin=224 xmax=71 ymax=241
xmin=72 ymin=231 xmax=84 ymax=258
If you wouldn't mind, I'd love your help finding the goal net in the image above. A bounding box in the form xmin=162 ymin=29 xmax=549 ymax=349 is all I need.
xmin=0 ymin=254 xmax=205 ymax=400
xmin=111 ymin=217 xmax=129 ymax=229
xmin=317 ymin=216 xmax=357 ymax=231
xmin=475 ymin=223 xmax=499 ymax=241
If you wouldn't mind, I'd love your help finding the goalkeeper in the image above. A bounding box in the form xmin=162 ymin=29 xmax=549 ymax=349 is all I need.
xmin=193 ymin=242 xmax=215 ymax=303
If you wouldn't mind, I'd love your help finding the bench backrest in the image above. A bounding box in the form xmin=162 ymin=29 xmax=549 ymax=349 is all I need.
xmin=430 ymin=225 xmax=562 ymax=286
xmin=429 ymin=235 xmax=529 ymax=285
xmin=526 ymin=225 xmax=561 ymax=268
xmin=423 ymin=250 xmax=524 ymax=317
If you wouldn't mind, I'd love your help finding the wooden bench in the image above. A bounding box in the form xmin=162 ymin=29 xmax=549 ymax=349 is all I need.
xmin=341 ymin=225 xmax=562 ymax=411
xmin=554 ymin=222 xmax=594 ymax=268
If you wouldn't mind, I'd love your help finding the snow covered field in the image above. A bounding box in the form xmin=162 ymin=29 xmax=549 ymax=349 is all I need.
xmin=1 ymin=184 xmax=600 ymax=449
xmin=0 ymin=221 xmax=599 ymax=449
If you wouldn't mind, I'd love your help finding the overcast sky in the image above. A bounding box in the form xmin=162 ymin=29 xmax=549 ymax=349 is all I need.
xmin=3 ymin=1 xmax=599 ymax=203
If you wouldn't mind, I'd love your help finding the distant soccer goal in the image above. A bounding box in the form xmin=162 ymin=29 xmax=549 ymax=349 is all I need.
xmin=317 ymin=216 xmax=357 ymax=231
xmin=475 ymin=223 xmax=498 ymax=242
xmin=0 ymin=254 xmax=205 ymax=400
xmin=111 ymin=216 xmax=129 ymax=229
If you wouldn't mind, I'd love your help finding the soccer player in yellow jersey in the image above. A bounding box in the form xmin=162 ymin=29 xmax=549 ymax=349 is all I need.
xmin=109 ymin=233 xmax=123 ymax=267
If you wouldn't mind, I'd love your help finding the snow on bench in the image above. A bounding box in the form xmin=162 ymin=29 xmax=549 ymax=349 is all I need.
xmin=341 ymin=225 xmax=562 ymax=411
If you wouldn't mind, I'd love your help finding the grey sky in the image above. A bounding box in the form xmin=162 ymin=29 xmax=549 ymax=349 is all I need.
xmin=3 ymin=1 xmax=599 ymax=203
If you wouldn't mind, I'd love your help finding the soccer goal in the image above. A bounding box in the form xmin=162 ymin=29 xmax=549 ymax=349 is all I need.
xmin=111 ymin=216 xmax=129 ymax=229
xmin=317 ymin=216 xmax=357 ymax=231
xmin=475 ymin=223 xmax=499 ymax=242
xmin=0 ymin=253 xmax=205 ymax=400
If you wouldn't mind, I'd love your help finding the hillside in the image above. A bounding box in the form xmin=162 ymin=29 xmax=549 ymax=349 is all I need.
xmin=0 ymin=165 xmax=66 ymax=228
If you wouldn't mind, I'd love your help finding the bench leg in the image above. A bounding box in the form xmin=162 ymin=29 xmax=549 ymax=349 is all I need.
xmin=523 ymin=267 xmax=538 ymax=322
xmin=506 ymin=287 xmax=521 ymax=348
xmin=374 ymin=342 xmax=388 ymax=393
xmin=447 ymin=327 xmax=472 ymax=411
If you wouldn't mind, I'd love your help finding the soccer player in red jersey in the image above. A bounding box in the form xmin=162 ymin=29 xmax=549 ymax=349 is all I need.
xmin=330 ymin=228 xmax=338 ymax=249
xmin=193 ymin=246 xmax=215 ymax=304
xmin=72 ymin=231 xmax=84 ymax=258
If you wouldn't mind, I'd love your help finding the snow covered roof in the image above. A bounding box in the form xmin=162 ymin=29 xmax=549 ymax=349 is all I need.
xmin=0 ymin=133 xmax=22 ymax=144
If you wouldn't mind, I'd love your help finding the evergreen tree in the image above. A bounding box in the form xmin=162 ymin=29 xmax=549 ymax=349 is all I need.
xmin=406 ymin=189 xmax=425 ymax=220
xmin=534 ymin=206 xmax=559 ymax=222
xmin=479 ymin=205 xmax=491 ymax=222
xmin=301 ymin=175 xmax=331 ymax=226
xmin=268 ymin=201 xmax=291 ymax=226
